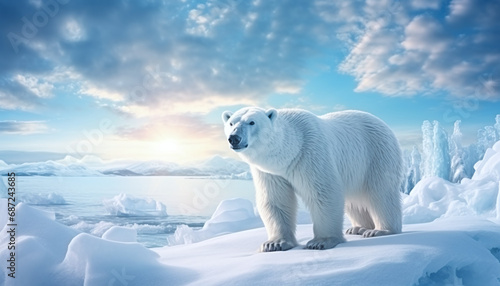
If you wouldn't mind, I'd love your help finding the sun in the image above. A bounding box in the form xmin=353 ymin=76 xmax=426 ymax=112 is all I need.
xmin=152 ymin=138 xmax=183 ymax=158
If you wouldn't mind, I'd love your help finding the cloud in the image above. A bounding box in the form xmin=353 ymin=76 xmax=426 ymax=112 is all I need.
xmin=1 ymin=0 xmax=499 ymax=118
xmin=0 ymin=74 xmax=53 ymax=110
xmin=0 ymin=120 xmax=49 ymax=134
xmin=338 ymin=0 xmax=500 ymax=100
xmin=0 ymin=0 xmax=332 ymax=117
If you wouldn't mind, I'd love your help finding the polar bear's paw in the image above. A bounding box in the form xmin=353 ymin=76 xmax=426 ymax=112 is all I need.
xmin=260 ymin=238 xmax=297 ymax=252
xmin=345 ymin=226 xmax=368 ymax=235
xmin=346 ymin=227 xmax=393 ymax=237
xmin=362 ymin=229 xmax=392 ymax=237
xmin=305 ymin=237 xmax=343 ymax=250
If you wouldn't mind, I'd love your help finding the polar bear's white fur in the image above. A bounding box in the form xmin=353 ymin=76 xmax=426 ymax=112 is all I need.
xmin=222 ymin=107 xmax=403 ymax=252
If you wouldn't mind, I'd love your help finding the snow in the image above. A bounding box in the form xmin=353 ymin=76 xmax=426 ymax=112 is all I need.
xmin=103 ymin=193 xmax=168 ymax=217
xmin=57 ymin=233 xmax=191 ymax=286
xmin=159 ymin=219 xmax=500 ymax=286
xmin=1 ymin=201 xmax=500 ymax=285
xmin=473 ymin=140 xmax=500 ymax=181
xmin=404 ymin=140 xmax=500 ymax=223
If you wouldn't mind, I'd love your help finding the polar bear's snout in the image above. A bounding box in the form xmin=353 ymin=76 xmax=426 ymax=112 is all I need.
xmin=228 ymin=133 xmax=248 ymax=150
xmin=228 ymin=134 xmax=241 ymax=146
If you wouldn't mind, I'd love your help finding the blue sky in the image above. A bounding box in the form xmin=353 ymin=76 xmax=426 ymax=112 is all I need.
xmin=1 ymin=0 xmax=499 ymax=163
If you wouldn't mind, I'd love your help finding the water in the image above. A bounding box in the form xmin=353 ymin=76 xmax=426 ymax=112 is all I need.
xmin=2 ymin=176 xmax=256 ymax=248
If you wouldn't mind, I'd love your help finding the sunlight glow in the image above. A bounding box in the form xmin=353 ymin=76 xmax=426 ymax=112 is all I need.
xmin=153 ymin=138 xmax=183 ymax=157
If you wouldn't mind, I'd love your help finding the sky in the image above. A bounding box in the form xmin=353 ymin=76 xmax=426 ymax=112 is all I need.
xmin=0 ymin=0 xmax=499 ymax=164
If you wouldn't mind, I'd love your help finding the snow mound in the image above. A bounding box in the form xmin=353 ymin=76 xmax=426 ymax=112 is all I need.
xmin=159 ymin=218 xmax=500 ymax=285
xmin=57 ymin=232 xmax=192 ymax=285
xmin=103 ymin=193 xmax=167 ymax=217
xmin=0 ymin=201 xmax=193 ymax=285
xmin=20 ymin=192 xmax=67 ymax=205
xmin=0 ymin=202 xmax=78 ymax=285
xmin=473 ymin=140 xmax=500 ymax=181
xmin=168 ymin=198 xmax=263 ymax=245
xmin=403 ymin=140 xmax=500 ymax=223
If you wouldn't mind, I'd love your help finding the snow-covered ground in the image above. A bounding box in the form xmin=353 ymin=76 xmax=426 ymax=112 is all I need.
xmin=1 ymin=140 xmax=500 ymax=285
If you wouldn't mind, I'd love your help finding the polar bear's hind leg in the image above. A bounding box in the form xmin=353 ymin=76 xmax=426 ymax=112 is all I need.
xmin=345 ymin=204 xmax=375 ymax=235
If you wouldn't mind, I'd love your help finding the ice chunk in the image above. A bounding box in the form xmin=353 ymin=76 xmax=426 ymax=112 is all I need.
xmin=71 ymin=220 xmax=115 ymax=237
xmin=102 ymin=226 xmax=137 ymax=242
xmin=103 ymin=193 xmax=167 ymax=217
xmin=168 ymin=198 xmax=263 ymax=245
xmin=20 ymin=192 xmax=66 ymax=205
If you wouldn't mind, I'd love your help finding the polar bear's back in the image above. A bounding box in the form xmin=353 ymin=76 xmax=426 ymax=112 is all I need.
xmin=319 ymin=110 xmax=403 ymax=191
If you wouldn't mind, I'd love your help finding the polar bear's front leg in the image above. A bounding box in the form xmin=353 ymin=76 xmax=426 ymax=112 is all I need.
xmin=253 ymin=169 xmax=298 ymax=252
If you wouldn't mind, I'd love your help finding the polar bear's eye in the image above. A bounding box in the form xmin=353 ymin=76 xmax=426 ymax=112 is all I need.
xmin=229 ymin=123 xmax=233 ymax=126
xmin=249 ymin=121 xmax=255 ymax=125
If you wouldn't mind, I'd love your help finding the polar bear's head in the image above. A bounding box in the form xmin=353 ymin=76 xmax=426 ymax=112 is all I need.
xmin=222 ymin=107 xmax=278 ymax=153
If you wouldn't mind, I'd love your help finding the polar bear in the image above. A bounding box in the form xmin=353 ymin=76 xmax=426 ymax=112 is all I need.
xmin=222 ymin=107 xmax=403 ymax=252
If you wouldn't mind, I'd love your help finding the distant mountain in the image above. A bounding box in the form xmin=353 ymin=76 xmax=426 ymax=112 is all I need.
xmin=0 ymin=155 xmax=250 ymax=178
xmin=5 ymin=160 xmax=103 ymax=177
xmin=195 ymin=155 xmax=250 ymax=176
xmin=0 ymin=151 xmax=75 ymax=164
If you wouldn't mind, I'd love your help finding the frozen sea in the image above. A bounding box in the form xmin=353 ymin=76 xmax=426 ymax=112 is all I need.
xmin=3 ymin=176 xmax=256 ymax=248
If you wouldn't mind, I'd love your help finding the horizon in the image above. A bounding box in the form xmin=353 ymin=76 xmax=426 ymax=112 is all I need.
xmin=1 ymin=1 xmax=499 ymax=164
xmin=0 ymin=113 xmax=498 ymax=165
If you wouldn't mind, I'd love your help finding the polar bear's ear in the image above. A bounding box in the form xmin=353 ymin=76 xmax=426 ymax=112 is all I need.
xmin=265 ymin=109 xmax=278 ymax=123
xmin=222 ymin=111 xmax=233 ymax=123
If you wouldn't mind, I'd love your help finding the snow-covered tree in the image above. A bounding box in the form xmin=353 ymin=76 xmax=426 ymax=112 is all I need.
xmin=421 ymin=120 xmax=450 ymax=180
xmin=449 ymin=120 xmax=467 ymax=183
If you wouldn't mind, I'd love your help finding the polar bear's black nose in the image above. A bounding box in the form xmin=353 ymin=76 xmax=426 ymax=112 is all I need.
xmin=228 ymin=134 xmax=241 ymax=146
